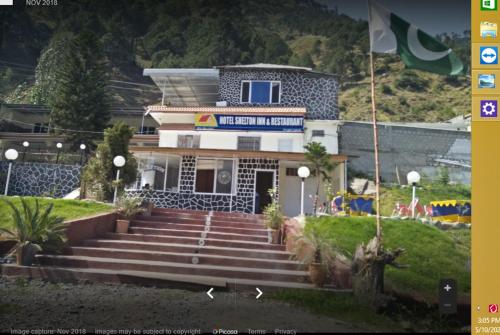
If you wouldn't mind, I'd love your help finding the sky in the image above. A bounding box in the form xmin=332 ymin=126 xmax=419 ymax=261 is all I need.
xmin=318 ymin=0 xmax=470 ymax=35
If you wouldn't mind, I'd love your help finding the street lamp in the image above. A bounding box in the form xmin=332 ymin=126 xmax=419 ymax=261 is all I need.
xmin=407 ymin=171 xmax=421 ymax=218
xmin=79 ymin=144 xmax=86 ymax=165
xmin=4 ymin=149 xmax=18 ymax=196
xmin=113 ymin=155 xmax=126 ymax=204
xmin=298 ymin=166 xmax=310 ymax=216
xmin=56 ymin=142 xmax=63 ymax=164
xmin=22 ymin=141 xmax=29 ymax=162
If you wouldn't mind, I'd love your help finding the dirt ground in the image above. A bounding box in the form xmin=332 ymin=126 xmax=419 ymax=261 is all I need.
xmin=0 ymin=277 xmax=366 ymax=333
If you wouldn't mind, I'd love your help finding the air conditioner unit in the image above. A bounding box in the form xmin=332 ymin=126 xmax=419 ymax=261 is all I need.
xmin=216 ymin=101 xmax=228 ymax=107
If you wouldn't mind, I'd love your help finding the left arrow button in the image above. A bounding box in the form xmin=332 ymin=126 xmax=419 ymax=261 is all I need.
xmin=207 ymin=287 xmax=214 ymax=299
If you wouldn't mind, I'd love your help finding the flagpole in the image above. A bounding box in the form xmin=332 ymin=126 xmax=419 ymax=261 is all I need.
xmin=368 ymin=0 xmax=382 ymax=242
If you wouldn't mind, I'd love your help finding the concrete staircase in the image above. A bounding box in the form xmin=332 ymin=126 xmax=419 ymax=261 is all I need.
xmin=7 ymin=208 xmax=315 ymax=291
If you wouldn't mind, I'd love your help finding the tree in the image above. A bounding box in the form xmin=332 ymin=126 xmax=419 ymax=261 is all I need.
xmin=31 ymin=33 xmax=72 ymax=105
xmin=49 ymin=31 xmax=110 ymax=150
xmin=438 ymin=166 xmax=450 ymax=185
xmin=82 ymin=122 xmax=138 ymax=202
xmin=304 ymin=142 xmax=335 ymax=214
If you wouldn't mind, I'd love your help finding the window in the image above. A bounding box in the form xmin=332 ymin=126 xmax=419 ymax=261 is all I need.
xmin=312 ymin=129 xmax=325 ymax=137
xmin=195 ymin=159 xmax=235 ymax=194
xmin=286 ymin=168 xmax=298 ymax=176
xmin=165 ymin=156 xmax=181 ymax=192
xmin=140 ymin=126 xmax=156 ymax=135
xmin=33 ymin=123 xmax=48 ymax=133
xmin=240 ymin=81 xmax=281 ymax=104
xmin=278 ymin=139 xmax=293 ymax=152
xmin=177 ymin=135 xmax=200 ymax=148
xmin=237 ymin=136 xmax=261 ymax=151
xmin=241 ymin=82 xmax=250 ymax=103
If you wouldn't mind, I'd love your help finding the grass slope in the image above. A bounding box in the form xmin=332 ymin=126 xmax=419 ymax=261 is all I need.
xmin=0 ymin=196 xmax=112 ymax=230
xmin=308 ymin=216 xmax=470 ymax=302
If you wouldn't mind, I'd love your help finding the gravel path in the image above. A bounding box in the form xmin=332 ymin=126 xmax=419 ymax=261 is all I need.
xmin=0 ymin=277 xmax=364 ymax=333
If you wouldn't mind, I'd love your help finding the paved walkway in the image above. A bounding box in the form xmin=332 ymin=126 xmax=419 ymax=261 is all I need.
xmin=0 ymin=278 xmax=363 ymax=333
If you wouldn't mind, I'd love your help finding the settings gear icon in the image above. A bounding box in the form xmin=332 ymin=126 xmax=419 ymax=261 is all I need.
xmin=482 ymin=102 xmax=496 ymax=116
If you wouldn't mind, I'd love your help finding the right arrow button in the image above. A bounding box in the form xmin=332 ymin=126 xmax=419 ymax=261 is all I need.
xmin=256 ymin=287 xmax=263 ymax=299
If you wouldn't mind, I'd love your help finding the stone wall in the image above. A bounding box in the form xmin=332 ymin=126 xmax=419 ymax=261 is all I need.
xmin=218 ymin=68 xmax=339 ymax=120
xmin=125 ymin=156 xmax=280 ymax=214
xmin=339 ymin=121 xmax=471 ymax=184
xmin=0 ymin=161 xmax=81 ymax=197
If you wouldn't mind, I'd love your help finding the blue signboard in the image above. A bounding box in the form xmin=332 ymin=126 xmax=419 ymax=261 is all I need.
xmin=195 ymin=114 xmax=304 ymax=132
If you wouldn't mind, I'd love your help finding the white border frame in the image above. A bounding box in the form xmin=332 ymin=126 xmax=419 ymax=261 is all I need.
xmin=240 ymin=80 xmax=281 ymax=104
xmin=253 ymin=168 xmax=276 ymax=214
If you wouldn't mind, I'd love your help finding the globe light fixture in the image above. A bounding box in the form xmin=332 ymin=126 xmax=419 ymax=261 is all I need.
xmin=407 ymin=171 xmax=421 ymax=218
xmin=80 ymin=144 xmax=86 ymax=150
xmin=5 ymin=149 xmax=19 ymax=161
xmin=298 ymin=166 xmax=311 ymax=216
xmin=56 ymin=142 xmax=63 ymax=149
xmin=4 ymin=149 xmax=18 ymax=196
xmin=113 ymin=155 xmax=126 ymax=204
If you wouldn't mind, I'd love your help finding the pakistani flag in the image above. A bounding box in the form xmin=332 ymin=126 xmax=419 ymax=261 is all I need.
xmin=368 ymin=0 xmax=464 ymax=75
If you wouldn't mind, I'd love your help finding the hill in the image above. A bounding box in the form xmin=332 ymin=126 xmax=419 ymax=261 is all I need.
xmin=0 ymin=0 xmax=470 ymax=122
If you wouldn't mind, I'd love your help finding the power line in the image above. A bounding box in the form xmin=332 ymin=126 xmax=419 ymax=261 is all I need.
xmin=0 ymin=116 xmax=105 ymax=134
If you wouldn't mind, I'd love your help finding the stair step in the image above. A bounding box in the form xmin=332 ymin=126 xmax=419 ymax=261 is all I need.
xmin=37 ymin=255 xmax=309 ymax=283
xmin=1 ymin=264 xmax=317 ymax=291
xmin=129 ymin=227 xmax=270 ymax=243
xmin=140 ymin=214 xmax=266 ymax=229
xmin=84 ymin=239 xmax=291 ymax=260
xmin=131 ymin=220 xmax=269 ymax=236
xmin=152 ymin=208 xmax=264 ymax=221
xmin=105 ymin=233 xmax=285 ymax=251
xmin=66 ymin=247 xmax=303 ymax=271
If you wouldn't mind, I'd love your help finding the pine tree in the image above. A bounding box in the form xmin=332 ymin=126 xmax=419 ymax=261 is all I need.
xmin=50 ymin=31 xmax=110 ymax=150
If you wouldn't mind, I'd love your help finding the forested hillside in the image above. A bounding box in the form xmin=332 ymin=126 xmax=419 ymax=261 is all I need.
xmin=0 ymin=0 xmax=470 ymax=121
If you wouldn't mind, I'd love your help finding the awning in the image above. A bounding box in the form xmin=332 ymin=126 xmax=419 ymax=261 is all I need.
xmin=143 ymin=68 xmax=219 ymax=106
xmin=130 ymin=146 xmax=347 ymax=162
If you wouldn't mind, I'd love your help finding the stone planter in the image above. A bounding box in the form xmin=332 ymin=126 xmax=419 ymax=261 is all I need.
xmin=309 ymin=263 xmax=328 ymax=287
xmin=115 ymin=219 xmax=130 ymax=234
xmin=16 ymin=243 xmax=40 ymax=266
xmin=270 ymin=229 xmax=282 ymax=244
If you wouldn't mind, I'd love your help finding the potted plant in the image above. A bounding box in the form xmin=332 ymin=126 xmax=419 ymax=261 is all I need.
xmin=115 ymin=196 xmax=145 ymax=233
xmin=292 ymin=224 xmax=338 ymax=287
xmin=263 ymin=189 xmax=284 ymax=244
xmin=0 ymin=198 xmax=67 ymax=266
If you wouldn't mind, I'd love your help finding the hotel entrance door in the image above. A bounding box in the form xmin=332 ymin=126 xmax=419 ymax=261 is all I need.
xmin=254 ymin=170 xmax=275 ymax=214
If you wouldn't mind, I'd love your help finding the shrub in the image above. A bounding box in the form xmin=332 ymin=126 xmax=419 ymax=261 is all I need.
xmin=115 ymin=196 xmax=145 ymax=220
xmin=395 ymin=70 xmax=428 ymax=92
xmin=263 ymin=189 xmax=284 ymax=230
xmin=381 ymin=84 xmax=393 ymax=95
xmin=0 ymin=198 xmax=67 ymax=264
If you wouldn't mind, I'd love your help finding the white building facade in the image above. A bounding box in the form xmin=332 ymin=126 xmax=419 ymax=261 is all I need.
xmin=127 ymin=64 xmax=347 ymax=216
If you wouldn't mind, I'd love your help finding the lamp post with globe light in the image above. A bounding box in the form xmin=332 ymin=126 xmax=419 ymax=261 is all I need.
xmin=55 ymin=142 xmax=63 ymax=164
xmin=22 ymin=141 xmax=29 ymax=162
xmin=4 ymin=149 xmax=18 ymax=196
xmin=79 ymin=144 xmax=86 ymax=165
xmin=407 ymin=171 xmax=421 ymax=218
xmin=298 ymin=166 xmax=310 ymax=216
xmin=113 ymin=155 xmax=126 ymax=204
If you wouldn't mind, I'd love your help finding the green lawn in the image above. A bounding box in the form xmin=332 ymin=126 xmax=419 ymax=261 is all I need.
xmin=380 ymin=183 xmax=471 ymax=216
xmin=305 ymin=216 xmax=470 ymax=303
xmin=0 ymin=196 xmax=113 ymax=230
